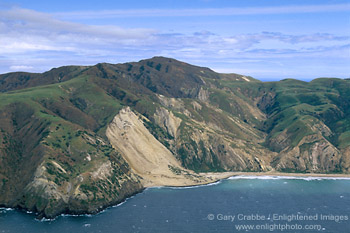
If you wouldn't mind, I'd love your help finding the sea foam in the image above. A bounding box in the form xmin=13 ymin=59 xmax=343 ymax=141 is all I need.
xmin=227 ymin=175 xmax=350 ymax=181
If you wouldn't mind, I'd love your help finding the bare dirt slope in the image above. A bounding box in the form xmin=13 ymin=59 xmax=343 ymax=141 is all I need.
xmin=106 ymin=107 xmax=231 ymax=187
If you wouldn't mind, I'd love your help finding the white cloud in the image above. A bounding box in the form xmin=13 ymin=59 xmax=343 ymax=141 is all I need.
xmin=153 ymin=31 xmax=350 ymax=58
xmin=1 ymin=7 xmax=347 ymax=58
xmin=0 ymin=7 xmax=156 ymax=56
xmin=1 ymin=8 xmax=154 ymax=38
xmin=53 ymin=4 xmax=350 ymax=19
xmin=9 ymin=65 xmax=34 ymax=71
xmin=0 ymin=6 xmax=349 ymax=80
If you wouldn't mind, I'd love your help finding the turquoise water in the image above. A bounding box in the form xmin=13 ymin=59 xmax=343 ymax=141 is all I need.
xmin=1 ymin=176 xmax=349 ymax=233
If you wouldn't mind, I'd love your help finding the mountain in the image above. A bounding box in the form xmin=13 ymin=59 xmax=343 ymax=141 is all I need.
xmin=0 ymin=57 xmax=349 ymax=218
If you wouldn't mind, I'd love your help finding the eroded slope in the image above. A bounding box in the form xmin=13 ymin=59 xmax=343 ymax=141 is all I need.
xmin=106 ymin=107 xmax=220 ymax=187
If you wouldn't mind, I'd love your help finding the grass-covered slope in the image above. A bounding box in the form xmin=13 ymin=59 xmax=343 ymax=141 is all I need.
xmin=0 ymin=56 xmax=349 ymax=218
xmin=0 ymin=74 xmax=142 ymax=218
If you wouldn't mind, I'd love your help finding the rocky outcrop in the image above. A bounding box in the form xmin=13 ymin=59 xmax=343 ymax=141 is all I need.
xmin=340 ymin=147 xmax=350 ymax=173
xmin=174 ymin=119 xmax=274 ymax=172
xmin=154 ymin=107 xmax=182 ymax=138
xmin=21 ymin=157 xmax=142 ymax=218
xmin=197 ymin=87 xmax=209 ymax=102
xmin=272 ymin=134 xmax=342 ymax=173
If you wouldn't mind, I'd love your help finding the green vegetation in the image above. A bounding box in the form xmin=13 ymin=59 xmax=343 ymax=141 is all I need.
xmin=0 ymin=56 xmax=349 ymax=218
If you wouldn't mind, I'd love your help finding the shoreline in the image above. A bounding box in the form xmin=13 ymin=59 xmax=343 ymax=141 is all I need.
xmin=2 ymin=171 xmax=349 ymax=220
xmin=216 ymin=171 xmax=350 ymax=178
xmin=144 ymin=171 xmax=350 ymax=188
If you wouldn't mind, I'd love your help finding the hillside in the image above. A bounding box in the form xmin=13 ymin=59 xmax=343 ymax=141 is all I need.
xmin=0 ymin=57 xmax=349 ymax=218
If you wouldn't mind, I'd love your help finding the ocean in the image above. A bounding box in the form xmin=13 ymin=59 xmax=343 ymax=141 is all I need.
xmin=1 ymin=176 xmax=349 ymax=233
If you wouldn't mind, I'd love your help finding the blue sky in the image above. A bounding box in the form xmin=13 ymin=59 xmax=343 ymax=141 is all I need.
xmin=0 ymin=0 xmax=349 ymax=80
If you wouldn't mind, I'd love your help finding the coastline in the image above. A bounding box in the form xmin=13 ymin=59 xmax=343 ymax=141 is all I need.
xmin=215 ymin=171 xmax=350 ymax=179
xmin=205 ymin=171 xmax=350 ymax=181
xmin=143 ymin=171 xmax=350 ymax=188
xmin=2 ymin=171 xmax=349 ymax=220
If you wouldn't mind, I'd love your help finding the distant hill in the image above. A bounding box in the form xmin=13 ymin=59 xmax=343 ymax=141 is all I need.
xmin=0 ymin=57 xmax=349 ymax=218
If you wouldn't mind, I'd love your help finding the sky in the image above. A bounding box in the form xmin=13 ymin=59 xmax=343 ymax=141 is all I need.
xmin=0 ymin=0 xmax=349 ymax=81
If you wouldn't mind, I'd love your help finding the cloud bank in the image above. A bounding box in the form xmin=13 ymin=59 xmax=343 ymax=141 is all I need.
xmin=54 ymin=4 xmax=350 ymax=19
xmin=0 ymin=6 xmax=349 ymax=80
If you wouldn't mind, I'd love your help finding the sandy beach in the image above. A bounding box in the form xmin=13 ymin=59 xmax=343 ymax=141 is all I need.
xmin=145 ymin=171 xmax=350 ymax=188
